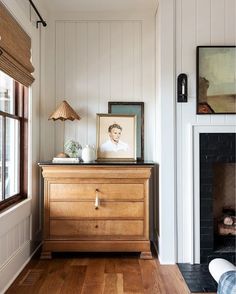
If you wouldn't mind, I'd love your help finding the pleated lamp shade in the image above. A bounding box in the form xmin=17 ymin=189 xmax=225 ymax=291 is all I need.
xmin=49 ymin=100 xmax=81 ymax=121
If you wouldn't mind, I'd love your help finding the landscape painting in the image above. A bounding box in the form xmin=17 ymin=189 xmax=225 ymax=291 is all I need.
xmin=197 ymin=46 xmax=236 ymax=114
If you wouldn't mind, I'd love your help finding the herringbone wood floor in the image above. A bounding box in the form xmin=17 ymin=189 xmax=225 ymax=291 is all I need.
xmin=6 ymin=253 xmax=216 ymax=294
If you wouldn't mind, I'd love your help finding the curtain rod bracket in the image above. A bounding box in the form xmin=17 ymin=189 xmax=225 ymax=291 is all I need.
xmin=28 ymin=0 xmax=47 ymax=28
xmin=36 ymin=20 xmax=47 ymax=28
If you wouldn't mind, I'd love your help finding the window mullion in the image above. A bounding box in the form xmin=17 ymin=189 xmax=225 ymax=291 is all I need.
xmin=2 ymin=116 xmax=6 ymax=200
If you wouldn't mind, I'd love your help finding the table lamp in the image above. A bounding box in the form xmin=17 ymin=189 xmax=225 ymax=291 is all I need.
xmin=49 ymin=100 xmax=81 ymax=157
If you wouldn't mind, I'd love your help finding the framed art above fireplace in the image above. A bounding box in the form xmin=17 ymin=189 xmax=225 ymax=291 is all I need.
xmin=196 ymin=46 xmax=236 ymax=114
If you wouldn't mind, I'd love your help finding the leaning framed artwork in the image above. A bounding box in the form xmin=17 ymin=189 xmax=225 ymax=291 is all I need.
xmin=96 ymin=113 xmax=136 ymax=161
xmin=197 ymin=46 xmax=236 ymax=114
xmin=108 ymin=102 xmax=144 ymax=161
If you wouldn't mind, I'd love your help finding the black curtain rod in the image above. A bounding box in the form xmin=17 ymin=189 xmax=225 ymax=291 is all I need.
xmin=28 ymin=0 xmax=47 ymax=28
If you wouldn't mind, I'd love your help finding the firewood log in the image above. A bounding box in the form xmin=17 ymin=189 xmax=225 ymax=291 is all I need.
xmin=223 ymin=216 xmax=234 ymax=226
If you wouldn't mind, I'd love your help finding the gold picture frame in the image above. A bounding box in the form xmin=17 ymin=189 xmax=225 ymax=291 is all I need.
xmin=96 ymin=113 xmax=136 ymax=161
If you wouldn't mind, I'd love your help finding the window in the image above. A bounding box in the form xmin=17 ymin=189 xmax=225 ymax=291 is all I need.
xmin=0 ymin=70 xmax=28 ymax=211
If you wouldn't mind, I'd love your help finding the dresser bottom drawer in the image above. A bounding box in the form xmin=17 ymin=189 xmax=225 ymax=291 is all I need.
xmin=50 ymin=220 xmax=144 ymax=238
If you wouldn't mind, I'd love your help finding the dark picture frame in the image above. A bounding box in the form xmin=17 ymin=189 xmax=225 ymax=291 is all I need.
xmin=196 ymin=46 xmax=236 ymax=114
xmin=108 ymin=102 xmax=144 ymax=161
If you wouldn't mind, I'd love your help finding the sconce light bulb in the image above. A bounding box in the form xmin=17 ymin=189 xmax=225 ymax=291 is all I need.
xmin=182 ymin=79 xmax=185 ymax=95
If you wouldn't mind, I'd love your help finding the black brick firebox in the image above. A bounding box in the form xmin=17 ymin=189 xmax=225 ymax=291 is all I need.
xmin=200 ymin=133 xmax=236 ymax=263
xmin=178 ymin=132 xmax=235 ymax=293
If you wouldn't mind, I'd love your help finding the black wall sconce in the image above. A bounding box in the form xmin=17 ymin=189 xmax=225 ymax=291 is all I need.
xmin=177 ymin=73 xmax=188 ymax=102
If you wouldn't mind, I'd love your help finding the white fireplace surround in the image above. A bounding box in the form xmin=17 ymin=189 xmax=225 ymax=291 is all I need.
xmin=190 ymin=124 xmax=236 ymax=264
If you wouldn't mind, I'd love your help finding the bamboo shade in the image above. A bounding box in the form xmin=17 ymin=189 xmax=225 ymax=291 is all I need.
xmin=0 ymin=2 xmax=34 ymax=86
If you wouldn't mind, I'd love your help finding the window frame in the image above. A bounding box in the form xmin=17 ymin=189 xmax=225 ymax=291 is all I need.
xmin=0 ymin=80 xmax=28 ymax=211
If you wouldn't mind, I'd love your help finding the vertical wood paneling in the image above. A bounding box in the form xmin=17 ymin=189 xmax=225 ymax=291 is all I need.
xmin=24 ymin=217 xmax=30 ymax=241
xmin=76 ymin=22 xmax=88 ymax=146
xmin=64 ymin=22 xmax=78 ymax=142
xmin=210 ymin=0 xmax=225 ymax=45
xmin=196 ymin=0 xmax=211 ymax=45
xmin=157 ymin=0 xmax=176 ymax=263
xmin=210 ymin=0 xmax=226 ymax=124
xmin=7 ymin=229 xmax=14 ymax=258
xmin=0 ymin=216 xmax=30 ymax=268
xmin=55 ymin=22 xmax=65 ymax=155
xmin=41 ymin=16 xmax=56 ymax=161
xmin=19 ymin=221 xmax=24 ymax=245
xmin=180 ymin=0 xmax=197 ymax=262
xmin=176 ymin=0 xmax=236 ymax=262
xmin=196 ymin=0 xmax=211 ymax=125
xmin=110 ymin=22 xmax=123 ymax=100
xmin=99 ymin=22 xmax=111 ymax=112
xmin=87 ymin=22 xmax=99 ymax=145
xmin=175 ymin=0 xmax=182 ymax=73
xmin=53 ymin=20 xmax=146 ymax=153
xmin=123 ymin=21 xmax=134 ymax=99
xmin=176 ymin=0 xmax=184 ymax=261
xmin=141 ymin=19 xmax=155 ymax=160
xmin=134 ymin=22 xmax=142 ymax=100
xmin=225 ymin=0 xmax=236 ymax=44
xmin=0 ymin=233 xmax=7 ymax=266
xmin=224 ymin=0 xmax=236 ymax=124
xmin=182 ymin=0 xmax=196 ymax=100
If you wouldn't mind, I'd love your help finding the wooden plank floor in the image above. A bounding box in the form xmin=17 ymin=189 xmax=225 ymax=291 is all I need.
xmin=6 ymin=253 xmax=216 ymax=294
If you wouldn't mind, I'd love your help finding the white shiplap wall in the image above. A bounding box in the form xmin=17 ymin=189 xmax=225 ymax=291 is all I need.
xmin=175 ymin=0 xmax=236 ymax=262
xmin=42 ymin=14 xmax=156 ymax=160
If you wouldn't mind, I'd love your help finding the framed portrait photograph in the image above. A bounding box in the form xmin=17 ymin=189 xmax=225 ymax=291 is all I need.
xmin=96 ymin=114 xmax=136 ymax=161
xmin=197 ymin=46 xmax=236 ymax=114
xmin=108 ymin=102 xmax=144 ymax=161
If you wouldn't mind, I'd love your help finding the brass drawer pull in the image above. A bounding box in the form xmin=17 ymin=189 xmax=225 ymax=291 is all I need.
xmin=95 ymin=189 xmax=100 ymax=209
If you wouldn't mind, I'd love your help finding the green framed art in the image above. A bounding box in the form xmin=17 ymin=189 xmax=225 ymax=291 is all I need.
xmin=108 ymin=102 xmax=144 ymax=161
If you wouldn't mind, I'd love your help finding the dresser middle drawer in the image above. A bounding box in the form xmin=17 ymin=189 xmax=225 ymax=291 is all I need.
xmin=50 ymin=201 xmax=144 ymax=218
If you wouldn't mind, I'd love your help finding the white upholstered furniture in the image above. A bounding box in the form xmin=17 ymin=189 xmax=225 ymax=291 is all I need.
xmin=209 ymin=258 xmax=236 ymax=283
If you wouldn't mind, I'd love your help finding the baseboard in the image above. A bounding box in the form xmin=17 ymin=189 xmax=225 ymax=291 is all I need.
xmin=0 ymin=240 xmax=42 ymax=294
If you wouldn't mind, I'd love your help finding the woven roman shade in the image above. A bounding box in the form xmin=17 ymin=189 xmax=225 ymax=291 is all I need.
xmin=0 ymin=2 xmax=34 ymax=86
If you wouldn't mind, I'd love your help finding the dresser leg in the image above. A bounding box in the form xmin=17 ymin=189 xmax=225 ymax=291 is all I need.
xmin=140 ymin=251 xmax=153 ymax=259
xmin=40 ymin=251 xmax=52 ymax=259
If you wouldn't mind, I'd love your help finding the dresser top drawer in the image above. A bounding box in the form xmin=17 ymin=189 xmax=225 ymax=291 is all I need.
xmin=49 ymin=183 xmax=144 ymax=201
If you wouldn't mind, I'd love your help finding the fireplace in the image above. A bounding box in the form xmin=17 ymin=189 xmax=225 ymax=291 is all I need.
xmin=200 ymin=133 xmax=236 ymax=263
xmin=177 ymin=130 xmax=235 ymax=293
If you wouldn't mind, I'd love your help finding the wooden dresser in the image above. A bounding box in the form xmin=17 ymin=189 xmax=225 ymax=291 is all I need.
xmin=39 ymin=163 xmax=154 ymax=259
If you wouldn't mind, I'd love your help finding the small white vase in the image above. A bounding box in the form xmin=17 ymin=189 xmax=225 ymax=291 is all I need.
xmin=81 ymin=145 xmax=96 ymax=162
